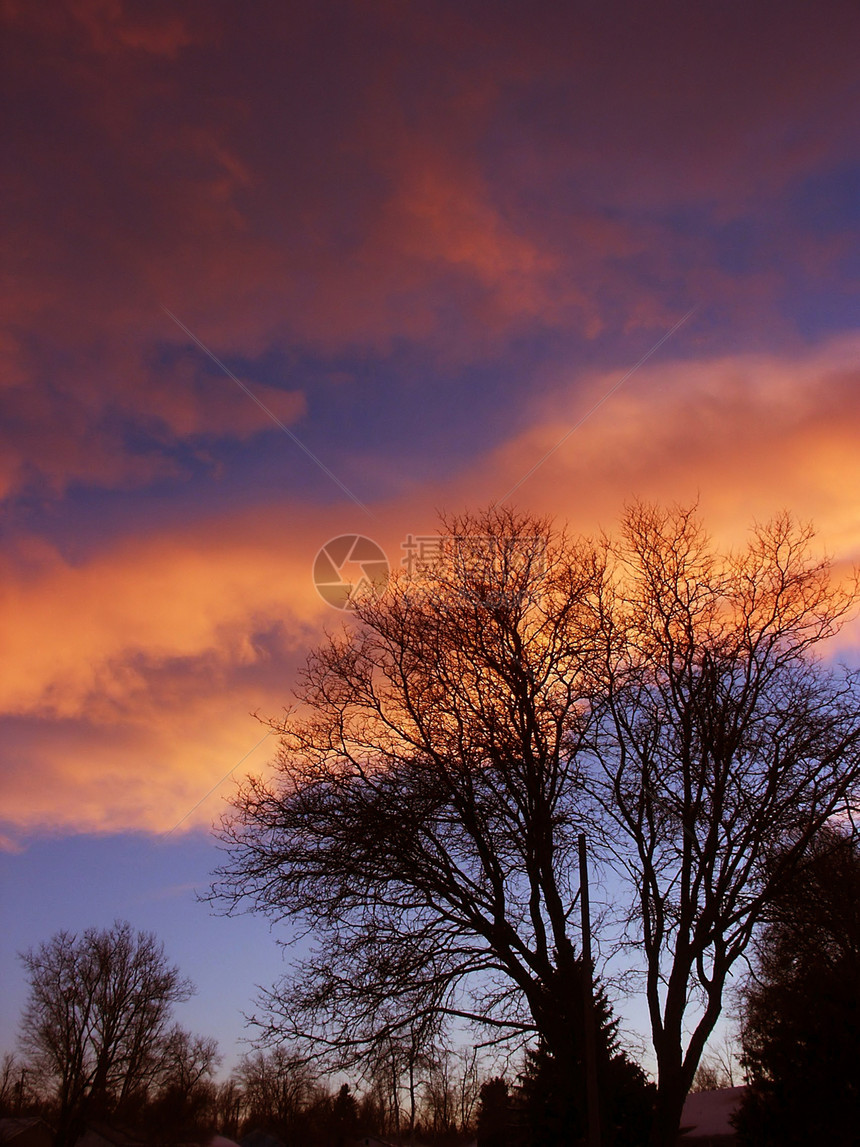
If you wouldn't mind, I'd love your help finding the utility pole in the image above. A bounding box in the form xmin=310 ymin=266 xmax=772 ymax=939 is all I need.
xmin=579 ymin=833 xmax=601 ymax=1147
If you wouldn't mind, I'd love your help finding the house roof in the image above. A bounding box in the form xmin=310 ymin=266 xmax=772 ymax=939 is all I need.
xmin=679 ymin=1086 xmax=746 ymax=1140
xmin=0 ymin=1119 xmax=54 ymax=1146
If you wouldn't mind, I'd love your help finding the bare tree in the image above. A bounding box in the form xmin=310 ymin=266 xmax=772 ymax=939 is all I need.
xmin=215 ymin=503 xmax=860 ymax=1147
xmin=701 ymin=1030 xmax=739 ymax=1090
xmin=590 ymin=504 xmax=860 ymax=1144
xmin=690 ymin=1057 xmax=731 ymax=1094
xmin=421 ymin=1053 xmax=455 ymax=1136
xmin=0 ymin=1052 xmax=30 ymax=1116
xmin=690 ymin=1027 xmax=739 ymax=1093
xmin=0 ymin=1053 xmax=17 ymax=1113
xmin=235 ymin=1048 xmax=316 ymax=1132
xmin=420 ymin=1044 xmax=482 ymax=1136
xmin=19 ymin=921 xmax=193 ymax=1145
xmin=146 ymin=1026 xmax=221 ymax=1136
xmin=156 ymin=1027 xmax=220 ymax=1097
xmin=214 ymin=507 xmax=646 ymax=1137
xmin=454 ymin=1047 xmax=482 ymax=1133
xmin=211 ymin=1077 xmax=245 ymax=1140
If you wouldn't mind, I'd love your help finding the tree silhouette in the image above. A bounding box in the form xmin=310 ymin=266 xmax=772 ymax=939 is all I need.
xmin=214 ymin=504 xmax=860 ymax=1147
xmin=216 ymin=508 xmax=650 ymax=1138
xmin=19 ymin=921 xmax=194 ymax=1146
xmin=516 ymin=1036 xmax=653 ymax=1147
xmin=734 ymin=825 xmax=860 ymax=1145
xmin=590 ymin=504 xmax=860 ymax=1144
xmin=234 ymin=1047 xmax=316 ymax=1136
xmin=143 ymin=1027 xmax=220 ymax=1141
xmin=476 ymin=1077 xmax=517 ymax=1147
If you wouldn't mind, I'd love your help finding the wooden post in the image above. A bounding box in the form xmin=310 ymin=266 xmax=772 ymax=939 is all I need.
xmin=579 ymin=832 xmax=601 ymax=1147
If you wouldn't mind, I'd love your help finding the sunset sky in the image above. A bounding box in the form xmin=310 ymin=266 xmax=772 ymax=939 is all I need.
xmin=2 ymin=0 xmax=860 ymax=1072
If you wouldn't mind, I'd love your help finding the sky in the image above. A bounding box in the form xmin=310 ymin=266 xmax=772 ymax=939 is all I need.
xmin=2 ymin=0 xmax=860 ymax=1077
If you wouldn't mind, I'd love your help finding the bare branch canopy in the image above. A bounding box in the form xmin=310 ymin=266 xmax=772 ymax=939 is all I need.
xmin=213 ymin=503 xmax=860 ymax=1147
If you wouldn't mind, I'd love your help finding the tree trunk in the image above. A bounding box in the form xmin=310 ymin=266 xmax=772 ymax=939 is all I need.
xmin=54 ymin=1107 xmax=86 ymax=1147
xmin=648 ymin=1073 xmax=688 ymax=1147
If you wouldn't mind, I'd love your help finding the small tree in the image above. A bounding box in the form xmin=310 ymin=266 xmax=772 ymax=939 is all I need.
xmin=19 ymin=921 xmax=194 ymax=1145
xmin=476 ymin=1077 xmax=516 ymax=1147
xmin=211 ymin=1078 xmax=245 ymax=1140
xmin=734 ymin=825 xmax=860 ymax=1145
xmin=235 ymin=1047 xmax=316 ymax=1136
xmin=0 ymin=1052 xmax=32 ymax=1116
xmin=514 ymin=1038 xmax=653 ymax=1147
xmin=421 ymin=1044 xmax=483 ymax=1137
xmin=145 ymin=1027 xmax=220 ymax=1140
xmin=690 ymin=1031 xmax=737 ymax=1093
xmin=689 ymin=1061 xmax=727 ymax=1094
xmin=328 ymin=1083 xmax=360 ymax=1147
xmin=454 ymin=1047 xmax=482 ymax=1134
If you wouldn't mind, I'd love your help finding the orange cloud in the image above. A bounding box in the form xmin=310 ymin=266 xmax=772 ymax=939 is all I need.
xmin=0 ymin=503 xmax=432 ymax=840
xmin=3 ymin=328 xmax=860 ymax=845
xmin=1 ymin=704 xmax=273 ymax=838
xmin=0 ymin=512 xmax=320 ymax=720
xmin=434 ymin=333 xmax=860 ymax=661
xmin=463 ymin=333 xmax=860 ymax=547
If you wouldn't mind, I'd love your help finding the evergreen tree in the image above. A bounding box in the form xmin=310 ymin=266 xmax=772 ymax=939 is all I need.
xmin=476 ymin=1078 xmax=518 ymax=1147
xmin=735 ymin=826 xmax=860 ymax=1145
xmin=516 ymin=1029 xmax=653 ymax=1147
